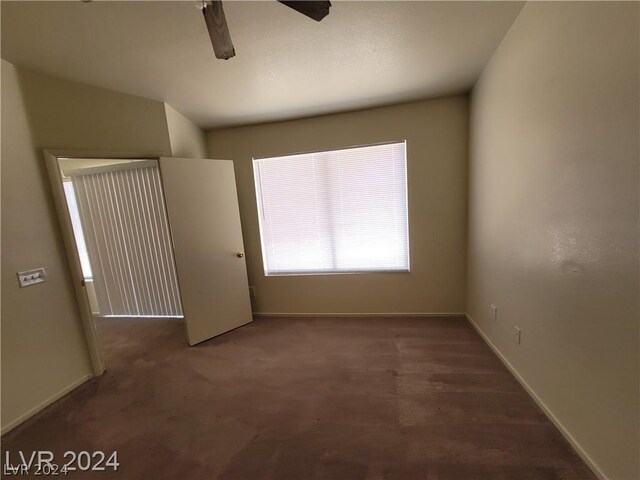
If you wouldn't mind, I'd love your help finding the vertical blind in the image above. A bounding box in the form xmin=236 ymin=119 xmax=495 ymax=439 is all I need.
xmin=70 ymin=163 xmax=183 ymax=317
xmin=253 ymin=141 xmax=409 ymax=275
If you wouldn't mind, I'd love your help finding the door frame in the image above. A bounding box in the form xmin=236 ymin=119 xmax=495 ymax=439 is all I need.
xmin=43 ymin=149 xmax=167 ymax=376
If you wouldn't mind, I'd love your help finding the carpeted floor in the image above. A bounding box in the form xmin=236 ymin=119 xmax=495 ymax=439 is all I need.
xmin=2 ymin=315 xmax=595 ymax=479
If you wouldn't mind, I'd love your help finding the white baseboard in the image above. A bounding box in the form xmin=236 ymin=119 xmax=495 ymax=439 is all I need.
xmin=253 ymin=312 xmax=466 ymax=317
xmin=1 ymin=374 xmax=93 ymax=436
xmin=465 ymin=314 xmax=607 ymax=480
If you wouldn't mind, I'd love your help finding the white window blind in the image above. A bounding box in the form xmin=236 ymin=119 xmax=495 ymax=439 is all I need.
xmin=70 ymin=163 xmax=183 ymax=317
xmin=253 ymin=141 xmax=409 ymax=275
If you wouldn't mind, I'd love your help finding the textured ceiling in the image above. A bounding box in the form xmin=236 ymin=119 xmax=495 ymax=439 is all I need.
xmin=1 ymin=1 xmax=523 ymax=128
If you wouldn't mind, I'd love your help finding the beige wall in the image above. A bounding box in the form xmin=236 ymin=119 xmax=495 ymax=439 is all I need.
xmin=165 ymin=103 xmax=207 ymax=159
xmin=207 ymin=97 xmax=468 ymax=314
xmin=1 ymin=60 xmax=172 ymax=432
xmin=467 ymin=3 xmax=639 ymax=480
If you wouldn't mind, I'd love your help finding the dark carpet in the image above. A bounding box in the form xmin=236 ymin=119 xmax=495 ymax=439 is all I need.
xmin=1 ymin=315 xmax=595 ymax=479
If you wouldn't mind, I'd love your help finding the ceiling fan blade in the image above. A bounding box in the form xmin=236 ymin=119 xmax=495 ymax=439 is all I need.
xmin=278 ymin=1 xmax=331 ymax=22
xmin=203 ymin=0 xmax=235 ymax=60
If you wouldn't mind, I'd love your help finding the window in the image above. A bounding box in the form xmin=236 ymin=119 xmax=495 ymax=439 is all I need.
xmin=63 ymin=180 xmax=93 ymax=279
xmin=253 ymin=141 xmax=409 ymax=275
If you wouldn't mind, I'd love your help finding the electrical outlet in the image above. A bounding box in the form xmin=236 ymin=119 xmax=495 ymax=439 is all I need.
xmin=514 ymin=326 xmax=521 ymax=345
xmin=249 ymin=286 xmax=256 ymax=298
xmin=490 ymin=304 xmax=497 ymax=322
xmin=17 ymin=268 xmax=47 ymax=288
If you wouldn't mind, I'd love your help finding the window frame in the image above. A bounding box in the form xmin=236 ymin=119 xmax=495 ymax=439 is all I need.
xmin=252 ymin=140 xmax=411 ymax=277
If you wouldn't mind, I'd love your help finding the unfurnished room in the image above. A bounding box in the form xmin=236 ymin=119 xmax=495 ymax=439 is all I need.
xmin=0 ymin=1 xmax=638 ymax=479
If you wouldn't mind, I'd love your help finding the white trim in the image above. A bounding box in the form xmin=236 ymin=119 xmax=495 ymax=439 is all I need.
xmin=1 ymin=374 xmax=93 ymax=436
xmin=253 ymin=312 xmax=465 ymax=317
xmin=465 ymin=314 xmax=607 ymax=480
xmin=264 ymin=269 xmax=410 ymax=277
xmin=43 ymin=150 xmax=106 ymax=376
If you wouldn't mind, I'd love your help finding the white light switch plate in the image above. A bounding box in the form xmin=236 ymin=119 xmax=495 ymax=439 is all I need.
xmin=490 ymin=304 xmax=497 ymax=322
xmin=17 ymin=268 xmax=47 ymax=288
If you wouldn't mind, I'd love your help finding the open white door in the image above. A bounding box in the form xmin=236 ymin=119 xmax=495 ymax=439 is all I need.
xmin=159 ymin=157 xmax=252 ymax=345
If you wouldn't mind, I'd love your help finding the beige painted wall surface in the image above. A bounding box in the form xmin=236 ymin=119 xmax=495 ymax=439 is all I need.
xmin=467 ymin=3 xmax=639 ymax=479
xmin=207 ymin=97 xmax=468 ymax=314
xmin=165 ymin=103 xmax=207 ymax=159
xmin=1 ymin=60 xmax=172 ymax=432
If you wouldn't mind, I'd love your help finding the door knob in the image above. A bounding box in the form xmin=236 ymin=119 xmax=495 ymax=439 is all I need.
xmin=236 ymin=252 xmax=245 ymax=258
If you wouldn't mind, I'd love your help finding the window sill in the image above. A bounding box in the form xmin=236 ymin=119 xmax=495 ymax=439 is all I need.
xmin=264 ymin=269 xmax=410 ymax=277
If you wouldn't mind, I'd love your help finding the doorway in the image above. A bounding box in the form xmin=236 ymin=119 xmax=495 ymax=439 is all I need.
xmin=59 ymin=158 xmax=183 ymax=319
xmin=45 ymin=152 xmax=254 ymax=376
xmin=55 ymin=157 xmax=184 ymax=365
